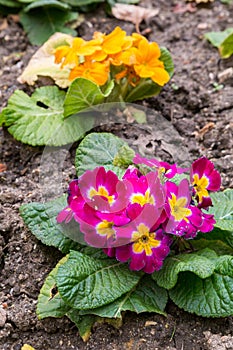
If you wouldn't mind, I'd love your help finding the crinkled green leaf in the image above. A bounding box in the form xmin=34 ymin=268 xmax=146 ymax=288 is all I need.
xmin=63 ymin=78 xmax=113 ymax=118
xmin=152 ymin=248 xmax=217 ymax=290
xmin=197 ymin=227 xmax=233 ymax=249
xmin=20 ymin=195 xmax=83 ymax=253
xmin=20 ymin=8 xmax=77 ymax=45
xmin=169 ymin=255 xmax=233 ymax=317
xmin=192 ymin=238 xmax=233 ymax=256
xmin=24 ymin=0 xmax=70 ymax=11
xmin=112 ymin=144 xmax=135 ymax=168
xmin=209 ymin=189 xmax=233 ymax=232
xmin=56 ymin=250 xmax=142 ymax=310
xmin=37 ymin=256 xmax=70 ymax=319
xmin=204 ymin=28 xmax=233 ymax=48
xmin=0 ymin=86 xmax=94 ymax=146
xmin=75 ymin=132 xmax=129 ymax=177
xmin=80 ymin=275 xmax=167 ymax=318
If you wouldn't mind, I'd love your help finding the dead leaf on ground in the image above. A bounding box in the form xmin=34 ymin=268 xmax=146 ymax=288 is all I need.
xmin=0 ymin=164 xmax=7 ymax=172
xmin=112 ymin=4 xmax=159 ymax=33
xmin=0 ymin=19 xmax=8 ymax=31
xmin=18 ymin=32 xmax=72 ymax=88
xmin=173 ymin=3 xmax=197 ymax=13
xmin=194 ymin=122 xmax=215 ymax=140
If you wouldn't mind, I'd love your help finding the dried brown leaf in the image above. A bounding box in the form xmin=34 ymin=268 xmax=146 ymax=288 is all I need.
xmin=0 ymin=164 xmax=7 ymax=173
xmin=18 ymin=32 xmax=72 ymax=88
xmin=111 ymin=4 xmax=159 ymax=32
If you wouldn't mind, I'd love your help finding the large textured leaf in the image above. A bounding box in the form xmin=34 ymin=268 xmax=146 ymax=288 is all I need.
xmin=169 ymin=255 xmax=233 ymax=317
xmin=0 ymin=86 xmax=94 ymax=146
xmin=75 ymin=132 xmax=128 ymax=177
xmin=152 ymin=248 xmax=217 ymax=290
xmin=20 ymin=8 xmax=77 ymax=45
xmin=63 ymin=78 xmax=114 ymax=117
xmin=80 ymin=275 xmax=167 ymax=318
xmin=56 ymin=250 xmax=142 ymax=310
xmin=20 ymin=196 xmax=83 ymax=253
xmin=37 ymin=256 xmax=70 ymax=319
xmin=209 ymin=189 xmax=233 ymax=232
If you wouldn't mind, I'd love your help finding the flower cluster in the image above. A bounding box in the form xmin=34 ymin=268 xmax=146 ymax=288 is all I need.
xmin=57 ymin=156 xmax=221 ymax=274
xmin=54 ymin=26 xmax=171 ymax=88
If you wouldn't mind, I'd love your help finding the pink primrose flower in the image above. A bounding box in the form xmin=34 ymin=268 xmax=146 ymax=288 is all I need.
xmin=123 ymin=168 xmax=165 ymax=208
xmin=104 ymin=204 xmax=171 ymax=273
xmin=57 ymin=179 xmax=85 ymax=224
xmin=164 ymin=179 xmax=202 ymax=235
xmin=75 ymin=203 xmax=131 ymax=248
xmin=78 ymin=166 xmax=130 ymax=213
xmin=133 ymin=154 xmax=188 ymax=179
xmin=190 ymin=157 xmax=221 ymax=208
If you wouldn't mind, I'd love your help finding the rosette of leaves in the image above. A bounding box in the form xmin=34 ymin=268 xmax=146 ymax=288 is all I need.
xmin=20 ymin=132 xmax=233 ymax=341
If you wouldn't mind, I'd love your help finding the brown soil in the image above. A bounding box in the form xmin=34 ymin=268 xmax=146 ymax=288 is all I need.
xmin=0 ymin=1 xmax=233 ymax=349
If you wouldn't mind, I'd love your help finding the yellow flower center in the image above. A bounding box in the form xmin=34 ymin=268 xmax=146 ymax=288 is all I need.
xmin=192 ymin=174 xmax=209 ymax=202
xmin=96 ymin=220 xmax=115 ymax=238
xmin=130 ymin=189 xmax=155 ymax=206
xmin=131 ymin=223 xmax=160 ymax=256
xmin=169 ymin=194 xmax=191 ymax=222
xmin=88 ymin=186 xmax=115 ymax=205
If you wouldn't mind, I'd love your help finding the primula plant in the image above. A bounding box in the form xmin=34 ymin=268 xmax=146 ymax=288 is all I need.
xmin=20 ymin=132 xmax=233 ymax=341
xmin=0 ymin=27 xmax=173 ymax=147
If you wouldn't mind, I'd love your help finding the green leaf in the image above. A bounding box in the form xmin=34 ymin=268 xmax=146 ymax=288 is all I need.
xmin=63 ymin=0 xmax=103 ymax=5
xmin=37 ymin=256 xmax=71 ymax=319
xmin=169 ymin=255 xmax=233 ymax=317
xmin=66 ymin=310 xmax=98 ymax=342
xmin=20 ymin=8 xmax=77 ymax=45
xmin=0 ymin=86 xmax=94 ymax=146
xmin=220 ymin=32 xmax=233 ymax=58
xmin=0 ymin=0 xmax=22 ymax=7
xmin=204 ymin=28 xmax=233 ymax=48
xmin=112 ymin=144 xmax=135 ymax=168
xmin=20 ymin=195 xmax=83 ymax=253
xmin=75 ymin=132 xmax=128 ymax=177
xmin=209 ymin=189 xmax=233 ymax=232
xmin=160 ymin=47 xmax=174 ymax=77
xmin=197 ymin=227 xmax=233 ymax=249
xmin=124 ymin=79 xmax=162 ymax=103
xmin=192 ymin=238 xmax=233 ymax=256
xmin=152 ymin=248 xmax=217 ymax=290
xmin=80 ymin=275 xmax=167 ymax=318
xmin=56 ymin=250 xmax=142 ymax=310
xmin=63 ymin=78 xmax=113 ymax=118
xmin=24 ymin=0 xmax=70 ymax=11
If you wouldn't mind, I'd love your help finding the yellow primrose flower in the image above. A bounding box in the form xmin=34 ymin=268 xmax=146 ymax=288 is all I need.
xmin=69 ymin=60 xmax=109 ymax=86
xmin=93 ymin=27 xmax=133 ymax=55
xmin=54 ymin=37 xmax=101 ymax=68
xmin=133 ymin=40 xmax=170 ymax=86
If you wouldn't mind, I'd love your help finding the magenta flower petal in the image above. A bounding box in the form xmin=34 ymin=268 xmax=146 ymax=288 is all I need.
xmin=191 ymin=157 xmax=221 ymax=206
xmin=56 ymin=206 xmax=73 ymax=224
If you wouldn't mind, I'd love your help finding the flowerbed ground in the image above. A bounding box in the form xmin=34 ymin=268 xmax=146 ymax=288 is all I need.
xmin=0 ymin=1 xmax=233 ymax=349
